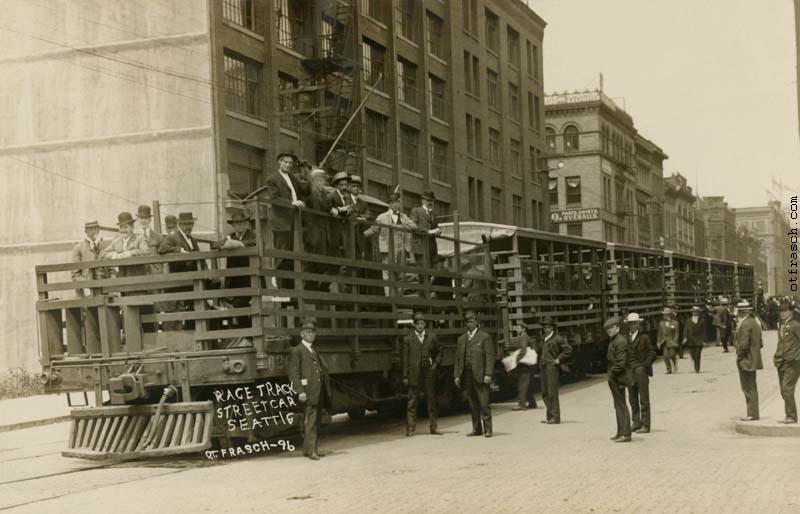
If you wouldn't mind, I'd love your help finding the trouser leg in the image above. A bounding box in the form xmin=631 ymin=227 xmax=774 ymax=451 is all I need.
xmin=525 ymin=365 xmax=537 ymax=408
xmin=779 ymin=362 xmax=800 ymax=421
xmin=406 ymin=386 xmax=418 ymax=432
xmin=634 ymin=367 xmax=651 ymax=428
xmin=539 ymin=365 xmax=549 ymax=412
xmin=424 ymin=368 xmax=439 ymax=431
xmin=663 ymin=346 xmax=672 ymax=373
xmin=545 ymin=364 xmax=561 ymax=422
xmin=302 ymin=403 xmax=319 ymax=456
xmin=517 ymin=365 xmax=531 ymax=407
xmin=463 ymin=369 xmax=482 ymax=433
xmin=628 ymin=383 xmax=641 ymax=428
xmin=272 ymin=231 xmax=294 ymax=290
xmin=609 ymin=377 xmax=631 ymax=437
xmin=738 ymin=369 xmax=759 ymax=418
xmin=690 ymin=346 xmax=702 ymax=372
xmin=671 ymin=349 xmax=679 ymax=373
xmin=721 ymin=328 xmax=729 ymax=351
xmin=476 ymin=382 xmax=492 ymax=434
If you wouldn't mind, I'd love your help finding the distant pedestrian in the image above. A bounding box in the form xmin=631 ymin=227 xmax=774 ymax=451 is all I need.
xmin=625 ymin=313 xmax=656 ymax=433
xmin=657 ymin=307 xmax=680 ymax=374
xmin=733 ymin=300 xmax=763 ymax=421
xmin=684 ymin=306 xmax=705 ymax=373
xmin=402 ymin=312 xmax=443 ymax=436
xmin=774 ymin=301 xmax=800 ymax=424
xmin=605 ymin=317 xmax=633 ymax=443
xmin=511 ymin=325 xmax=538 ymax=411
xmin=536 ymin=316 xmax=572 ymax=424
xmin=454 ymin=310 xmax=495 ymax=438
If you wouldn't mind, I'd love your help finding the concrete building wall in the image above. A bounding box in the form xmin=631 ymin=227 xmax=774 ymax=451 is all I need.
xmin=0 ymin=0 xmax=215 ymax=369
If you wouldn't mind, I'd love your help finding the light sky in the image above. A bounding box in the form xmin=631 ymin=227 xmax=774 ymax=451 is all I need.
xmin=530 ymin=0 xmax=800 ymax=209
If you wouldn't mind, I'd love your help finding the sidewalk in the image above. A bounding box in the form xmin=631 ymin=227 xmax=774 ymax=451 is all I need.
xmin=0 ymin=393 xmax=75 ymax=432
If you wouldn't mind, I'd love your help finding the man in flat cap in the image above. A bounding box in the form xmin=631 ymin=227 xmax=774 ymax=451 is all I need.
xmin=402 ymin=312 xmax=443 ymax=436
xmin=454 ymin=310 xmax=495 ymax=437
xmin=410 ymin=190 xmax=441 ymax=267
xmin=657 ymin=307 xmax=680 ymax=374
xmin=100 ymin=212 xmax=151 ymax=277
xmin=287 ymin=319 xmax=331 ymax=460
xmin=683 ymin=306 xmax=706 ymax=373
xmin=733 ymin=300 xmax=763 ymax=421
xmin=774 ymin=301 xmax=800 ymax=424
xmin=536 ymin=316 xmax=572 ymax=424
xmin=71 ymin=220 xmax=106 ymax=297
xmin=625 ymin=312 xmax=655 ymax=433
xmin=605 ymin=317 xmax=632 ymax=442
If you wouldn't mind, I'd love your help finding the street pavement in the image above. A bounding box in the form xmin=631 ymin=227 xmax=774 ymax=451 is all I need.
xmin=1 ymin=330 xmax=798 ymax=514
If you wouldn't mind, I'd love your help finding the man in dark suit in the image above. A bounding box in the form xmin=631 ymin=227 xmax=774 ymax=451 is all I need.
xmin=454 ymin=310 xmax=495 ymax=437
xmin=402 ymin=312 xmax=443 ymax=436
xmin=265 ymin=151 xmax=306 ymax=289
xmin=212 ymin=210 xmax=256 ymax=327
xmin=683 ymin=306 xmax=706 ymax=373
xmin=410 ymin=190 xmax=441 ymax=266
xmin=327 ymin=171 xmax=353 ymax=258
xmin=625 ymin=312 xmax=656 ymax=433
xmin=714 ymin=298 xmax=731 ymax=352
xmin=605 ymin=317 xmax=632 ymax=443
xmin=537 ymin=316 xmax=573 ymax=424
xmin=734 ymin=300 xmax=763 ymax=421
xmin=157 ymin=212 xmax=204 ymax=330
xmin=287 ymin=319 xmax=331 ymax=460
xmin=348 ymin=175 xmax=372 ymax=261
xmin=775 ymin=301 xmax=800 ymax=424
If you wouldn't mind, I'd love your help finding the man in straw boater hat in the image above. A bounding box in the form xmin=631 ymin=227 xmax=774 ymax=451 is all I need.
xmin=70 ymin=220 xmax=106 ymax=297
xmin=683 ymin=306 xmax=706 ymax=373
xmin=774 ymin=300 xmax=800 ymax=424
xmin=287 ymin=318 xmax=331 ymax=460
xmin=657 ymin=307 xmax=680 ymax=374
xmin=535 ymin=316 xmax=572 ymax=424
xmin=733 ymin=300 xmax=763 ymax=421
xmin=410 ymin=190 xmax=442 ymax=267
xmin=625 ymin=312 xmax=656 ymax=434
xmin=100 ymin=212 xmax=150 ymax=277
xmin=605 ymin=316 xmax=633 ymax=442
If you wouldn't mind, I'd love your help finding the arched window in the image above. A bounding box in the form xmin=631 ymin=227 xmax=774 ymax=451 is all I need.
xmin=545 ymin=127 xmax=556 ymax=151
xmin=564 ymin=125 xmax=579 ymax=152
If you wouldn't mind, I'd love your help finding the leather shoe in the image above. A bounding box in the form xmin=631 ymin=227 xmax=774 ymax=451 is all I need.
xmin=610 ymin=434 xmax=621 ymax=441
xmin=739 ymin=416 xmax=759 ymax=421
xmin=466 ymin=431 xmax=483 ymax=437
xmin=430 ymin=430 xmax=444 ymax=435
xmin=546 ymin=419 xmax=560 ymax=425
xmin=541 ymin=419 xmax=552 ymax=424
xmin=308 ymin=453 xmax=320 ymax=460
xmin=406 ymin=430 xmax=414 ymax=436
xmin=527 ymin=404 xmax=538 ymax=409
xmin=512 ymin=405 xmax=527 ymax=411
xmin=613 ymin=436 xmax=632 ymax=443
xmin=483 ymin=431 xmax=493 ymax=438
xmin=635 ymin=426 xmax=650 ymax=433
xmin=632 ymin=425 xmax=642 ymax=432
xmin=777 ymin=418 xmax=797 ymax=424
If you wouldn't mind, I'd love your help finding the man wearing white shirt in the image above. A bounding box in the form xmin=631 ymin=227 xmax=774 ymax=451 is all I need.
xmin=402 ymin=312 xmax=443 ymax=436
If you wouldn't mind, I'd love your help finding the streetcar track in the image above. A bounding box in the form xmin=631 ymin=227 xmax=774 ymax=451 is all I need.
xmin=0 ymin=441 xmax=64 ymax=453
xmin=0 ymin=463 xmax=117 ymax=486
xmin=0 ymin=451 xmax=63 ymax=463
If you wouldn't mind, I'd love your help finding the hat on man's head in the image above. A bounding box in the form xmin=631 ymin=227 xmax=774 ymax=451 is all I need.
xmin=691 ymin=306 xmax=702 ymax=312
xmin=626 ymin=312 xmax=641 ymax=323
xmin=778 ymin=301 xmax=793 ymax=312
xmin=721 ymin=297 xmax=729 ymax=305
xmin=737 ymin=300 xmax=753 ymax=310
xmin=276 ymin=150 xmax=297 ymax=161
xmin=227 ymin=210 xmax=251 ymax=224
xmin=422 ymin=190 xmax=436 ymax=200
xmin=541 ymin=316 xmax=556 ymax=327
xmin=164 ymin=215 xmax=177 ymax=229
xmin=349 ymin=175 xmax=363 ymax=185
xmin=300 ymin=318 xmax=317 ymax=330
xmin=332 ymin=171 xmax=349 ymax=185
xmin=661 ymin=307 xmax=673 ymax=316
xmin=137 ymin=205 xmax=152 ymax=218
xmin=84 ymin=220 xmax=100 ymax=230
xmin=117 ymin=212 xmax=135 ymax=227
xmin=388 ymin=192 xmax=401 ymax=202
xmin=177 ymin=212 xmax=196 ymax=224
xmin=604 ymin=317 xmax=621 ymax=329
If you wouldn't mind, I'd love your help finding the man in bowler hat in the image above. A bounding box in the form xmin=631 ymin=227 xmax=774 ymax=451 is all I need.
xmin=454 ymin=310 xmax=495 ymax=437
xmin=402 ymin=312 xmax=443 ymax=436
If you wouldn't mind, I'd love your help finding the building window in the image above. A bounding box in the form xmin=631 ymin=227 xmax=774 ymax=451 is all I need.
xmin=223 ymin=0 xmax=254 ymax=31
xmin=564 ymin=126 xmax=579 ymax=152
xmin=429 ymin=74 xmax=446 ymax=119
xmin=472 ymin=56 xmax=480 ymax=96
xmin=566 ymin=176 xmax=581 ymax=205
xmin=474 ymin=117 xmax=482 ymax=159
xmin=365 ymin=110 xmax=388 ymax=162
xmin=507 ymin=26 xmax=520 ymax=67
xmin=510 ymin=139 xmax=521 ymax=178
xmin=465 ymin=115 xmax=482 ymax=159
xmin=276 ymin=0 xmax=306 ymax=52
xmin=545 ymin=127 xmax=556 ymax=152
xmin=533 ymin=95 xmax=541 ymax=131
xmin=224 ymin=52 xmax=260 ymax=118
xmin=468 ymin=177 xmax=477 ymax=219
xmin=398 ymin=58 xmax=417 ymax=106
xmin=400 ymin=124 xmax=420 ymax=173
xmin=508 ymin=83 xmax=520 ymax=121
xmin=362 ymin=38 xmax=386 ymax=90
xmin=485 ymin=9 xmax=499 ymax=52
xmin=278 ymin=72 xmax=299 ymax=129
xmin=396 ymin=0 xmax=416 ymax=42
xmin=427 ymin=12 xmax=445 ymax=59
xmin=512 ymin=195 xmax=522 ymax=226
xmin=466 ymin=114 xmax=475 ymax=156
xmin=532 ymin=43 xmax=539 ymax=79
xmin=491 ymin=187 xmax=503 ymax=223
xmin=529 ymin=146 xmax=538 ymax=183
xmin=487 ymin=69 xmax=499 ymax=110
xmin=227 ymin=140 xmax=264 ymax=198
xmin=463 ymin=53 xmax=480 ymax=96
xmin=362 ymin=0 xmax=385 ymax=23
xmin=431 ymin=137 xmax=448 ymax=183
xmin=526 ymin=40 xmax=533 ymax=76
xmin=603 ymin=175 xmax=612 ymax=210
xmin=567 ymin=223 xmax=583 ymax=237
xmin=488 ymin=128 xmax=500 ymax=167
xmin=463 ymin=51 xmax=472 ymax=94
xmin=527 ymin=92 xmax=535 ymax=127
xmin=462 ymin=0 xmax=478 ymax=35
xmin=548 ymin=178 xmax=558 ymax=207
xmin=531 ymin=199 xmax=541 ymax=228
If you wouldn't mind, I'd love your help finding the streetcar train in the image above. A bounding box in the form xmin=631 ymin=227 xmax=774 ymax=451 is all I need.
xmin=34 ymin=202 xmax=754 ymax=460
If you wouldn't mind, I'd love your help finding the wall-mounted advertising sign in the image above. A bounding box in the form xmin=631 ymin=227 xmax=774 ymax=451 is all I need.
xmin=550 ymin=208 xmax=600 ymax=223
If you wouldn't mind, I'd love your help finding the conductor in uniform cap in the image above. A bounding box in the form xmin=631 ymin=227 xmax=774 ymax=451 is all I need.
xmin=537 ymin=316 xmax=572 ymax=424
xmin=774 ymin=301 xmax=800 ymax=424
xmin=605 ymin=317 xmax=633 ymax=442
xmin=733 ymin=300 xmax=763 ymax=421
xmin=454 ymin=310 xmax=495 ymax=437
xmin=626 ymin=312 xmax=655 ymax=433
xmin=287 ymin=319 xmax=331 ymax=460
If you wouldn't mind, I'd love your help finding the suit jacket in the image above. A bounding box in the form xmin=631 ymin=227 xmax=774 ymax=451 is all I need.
xmin=409 ymin=206 xmax=438 ymax=257
xmin=607 ymin=333 xmax=633 ymax=386
xmin=70 ymin=238 xmax=102 ymax=282
xmin=211 ymin=229 xmax=256 ymax=289
xmin=100 ymin=233 xmax=151 ymax=277
xmin=327 ymin=189 xmax=353 ymax=254
xmin=538 ymin=332 xmax=573 ymax=368
xmin=775 ymin=318 xmax=800 ymax=367
xmin=265 ymin=171 xmax=304 ymax=232
xmin=402 ymin=331 xmax=442 ymax=387
xmin=657 ymin=320 xmax=680 ymax=349
xmin=350 ymin=195 xmax=372 ymax=259
xmin=733 ymin=314 xmax=763 ymax=371
xmin=683 ymin=317 xmax=705 ymax=347
xmin=363 ymin=209 xmax=417 ymax=255
xmin=627 ymin=331 xmax=656 ymax=375
xmin=287 ymin=343 xmax=331 ymax=408
xmin=135 ymin=226 xmax=163 ymax=274
xmin=454 ymin=329 xmax=495 ymax=383
xmin=713 ymin=305 xmax=729 ymax=329
xmin=303 ymin=187 xmax=336 ymax=255
xmin=157 ymin=231 xmax=206 ymax=273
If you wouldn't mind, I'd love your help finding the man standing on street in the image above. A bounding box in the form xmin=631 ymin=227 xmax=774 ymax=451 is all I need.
xmin=454 ymin=310 xmax=495 ymax=438
xmin=733 ymin=300 xmax=763 ymax=421
xmin=626 ymin=312 xmax=656 ymax=434
xmin=402 ymin=312 xmax=443 ymax=436
xmin=658 ymin=307 xmax=680 ymax=374
xmin=605 ymin=317 xmax=632 ymax=443
xmin=774 ymin=301 xmax=800 ymax=424
xmin=684 ymin=306 xmax=706 ymax=373
xmin=537 ymin=316 xmax=572 ymax=424
xmin=511 ymin=324 xmax=538 ymax=411
xmin=714 ymin=298 xmax=730 ymax=352
xmin=287 ymin=319 xmax=331 ymax=460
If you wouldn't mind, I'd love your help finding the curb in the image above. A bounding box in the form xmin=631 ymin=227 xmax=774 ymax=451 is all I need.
xmin=0 ymin=415 xmax=71 ymax=433
xmin=734 ymin=421 xmax=800 ymax=437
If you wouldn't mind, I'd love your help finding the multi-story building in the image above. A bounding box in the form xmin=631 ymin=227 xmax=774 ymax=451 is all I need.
xmin=697 ymin=196 xmax=737 ymax=260
xmin=662 ymin=173 xmax=697 ymax=255
xmin=735 ymin=201 xmax=791 ymax=296
xmin=543 ymin=89 xmax=667 ymax=244
xmin=0 ymin=0 xmax=549 ymax=369
xmin=693 ymin=206 xmax=708 ymax=257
